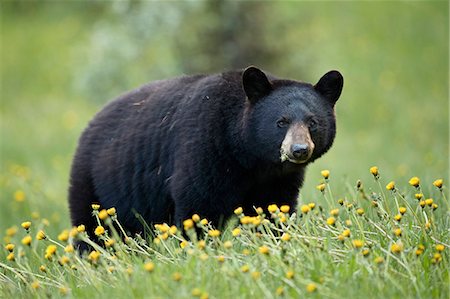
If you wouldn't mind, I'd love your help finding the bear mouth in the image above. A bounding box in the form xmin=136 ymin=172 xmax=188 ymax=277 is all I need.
xmin=280 ymin=151 xmax=310 ymax=164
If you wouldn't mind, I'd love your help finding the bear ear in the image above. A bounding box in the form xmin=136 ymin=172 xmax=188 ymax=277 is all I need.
xmin=314 ymin=70 xmax=344 ymax=105
xmin=242 ymin=66 xmax=273 ymax=104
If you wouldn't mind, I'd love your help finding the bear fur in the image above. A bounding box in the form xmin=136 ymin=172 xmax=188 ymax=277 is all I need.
xmin=68 ymin=67 xmax=343 ymax=239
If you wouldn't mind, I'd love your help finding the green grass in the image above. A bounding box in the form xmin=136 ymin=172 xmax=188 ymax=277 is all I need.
xmin=0 ymin=2 xmax=448 ymax=298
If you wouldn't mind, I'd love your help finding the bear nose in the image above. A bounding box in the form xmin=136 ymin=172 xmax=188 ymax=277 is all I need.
xmin=291 ymin=144 xmax=309 ymax=160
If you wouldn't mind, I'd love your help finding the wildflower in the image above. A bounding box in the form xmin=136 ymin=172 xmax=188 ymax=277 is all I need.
xmin=234 ymin=207 xmax=243 ymax=215
xmin=160 ymin=233 xmax=169 ymax=240
xmin=98 ymin=209 xmax=108 ymax=220
xmin=59 ymin=287 xmax=69 ymax=295
xmin=252 ymin=217 xmax=262 ymax=226
xmin=370 ymin=166 xmax=379 ymax=177
xmin=104 ymin=239 xmax=115 ymax=248
xmin=242 ymin=249 xmax=251 ymax=256
xmin=255 ymin=207 xmax=264 ymax=215
xmin=88 ymin=251 xmax=100 ymax=262
xmin=346 ymin=203 xmax=353 ymax=209
xmin=362 ymin=248 xmax=370 ymax=257
xmin=425 ymin=222 xmax=431 ymax=230
xmin=6 ymin=226 xmax=18 ymax=237
xmin=39 ymin=265 xmax=46 ymax=272
xmin=94 ymin=225 xmax=105 ymax=236
xmin=183 ymin=219 xmax=194 ymax=230
xmin=46 ymin=244 xmax=57 ymax=256
xmin=316 ymin=183 xmax=326 ymax=192
xmin=21 ymin=235 xmax=32 ymax=246
xmin=398 ymin=207 xmax=407 ymax=215
xmin=393 ymin=228 xmax=402 ymax=237
xmin=21 ymin=221 xmax=31 ymax=230
xmin=240 ymin=216 xmax=251 ymax=225
xmin=281 ymin=233 xmax=291 ymax=242
xmin=356 ymin=208 xmax=364 ymax=216
xmin=390 ymin=242 xmax=403 ymax=254
xmin=91 ymin=204 xmax=100 ymax=210
xmin=59 ymin=255 xmax=70 ymax=266
xmin=58 ymin=230 xmax=69 ymax=242
xmin=408 ymin=177 xmax=420 ymax=187
xmin=259 ymin=245 xmax=270 ymax=255
xmin=432 ymin=203 xmax=438 ymax=210
xmin=192 ymin=288 xmax=202 ymax=296
xmin=415 ymin=248 xmax=423 ymax=256
xmin=144 ymin=262 xmax=155 ymax=272
xmin=14 ymin=190 xmax=26 ymax=202
xmin=394 ymin=214 xmax=402 ymax=222
xmin=337 ymin=234 xmax=345 ymax=242
xmin=337 ymin=198 xmax=344 ymax=205
xmin=232 ymin=228 xmax=241 ymax=237
xmin=268 ymin=204 xmax=278 ymax=213
xmin=433 ymin=179 xmax=443 ymax=189
xmin=106 ymin=207 xmax=116 ymax=216
xmin=276 ymin=286 xmax=284 ymax=295
xmin=168 ymin=225 xmax=177 ymax=235
xmin=326 ymin=217 xmax=336 ymax=226
xmin=425 ymin=198 xmax=433 ymax=206
xmin=371 ymin=200 xmax=378 ymax=207
xmin=285 ymin=270 xmax=295 ymax=279
xmin=386 ymin=181 xmax=395 ymax=191
xmin=31 ymin=281 xmax=40 ymax=290
xmin=300 ymin=205 xmax=310 ymax=214
xmin=197 ymin=240 xmax=206 ymax=250
xmin=172 ymin=272 xmax=182 ymax=281
xmin=308 ymin=202 xmax=316 ymax=209
xmin=208 ymin=229 xmax=220 ymax=238
xmin=321 ymin=169 xmax=330 ymax=179
xmin=352 ymin=239 xmax=364 ymax=249
xmin=306 ymin=283 xmax=317 ymax=293
xmin=77 ymin=224 xmax=86 ymax=233
xmin=345 ymin=219 xmax=352 ymax=226
xmin=6 ymin=252 xmax=14 ymax=261
xmin=200 ymin=292 xmax=209 ymax=299
xmin=241 ymin=265 xmax=250 ymax=273
xmin=5 ymin=243 xmax=15 ymax=252
xmin=436 ymin=244 xmax=445 ymax=252
xmin=432 ymin=253 xmax=442 ymax=263
xmin=251 ymin=271 xmax=261 ymax=280
xmin=69 ymin=227 xmax=78 ymax=238
xmin=374 ymin=256 xmax=384 ymax=264
xmin=200 ymin=218 xmax=208 ymax=226
xmin=330 ymin=208 xmax=339 ymax=216
xmin=217 ymin=255 xmax=225 ymax=263
xmin=280 ymin=205 xmax=290 ymax=213
xmin=419 ymin=200 xmax=426 ymax=208
xmin=192 ymin=214 xmax=200 ymax=222
xmin=223 ymin=241 xmax=233 ymax=249
xmin=342 ymin=229 xmax=351 ymax=238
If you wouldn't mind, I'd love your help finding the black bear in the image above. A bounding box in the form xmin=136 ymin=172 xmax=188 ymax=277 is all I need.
xmin=68 ymin=67 xmax=343 ymax=238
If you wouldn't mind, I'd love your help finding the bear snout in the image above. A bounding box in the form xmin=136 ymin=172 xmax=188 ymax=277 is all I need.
xmin=280 ymin=123 xmax=315 ymax=164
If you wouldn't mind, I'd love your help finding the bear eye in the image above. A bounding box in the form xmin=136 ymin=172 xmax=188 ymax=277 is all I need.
xmin=308 ymin=118 xmax=318 ymax=129
xmin=277 ymin=118 xmax=290 ymax=128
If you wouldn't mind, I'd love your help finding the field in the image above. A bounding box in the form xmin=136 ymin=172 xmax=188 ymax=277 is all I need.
xmin=1 ymin=2 xmax=449 ymax=298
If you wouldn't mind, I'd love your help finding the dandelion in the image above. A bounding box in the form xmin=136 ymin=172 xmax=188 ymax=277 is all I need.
xmin=240 ymin=216 xmax=251 ymax=225
xmin=356 ymin=208 xmax=365 ymax=216
xmin=59 ymin=287 xmax=69 ymax=295
xmin=200 ymin=292 xmax=209 ymax=299
xmin=46 ymin=244 xmax=57 ymax=256
xmin=342 ymin=229 xmax=351 ymax=238
xmin=5 ymin=243 xmax=15 ymax=252
xmin=408 ymin=177 xmax=420 ymax=187
xmin=308 ymin=202 xmax=316 ymax=209
xmin=208 ymin=229 xmax=221 ymax=238
xmin=200 ymin=218 xmax=208 ymax=226
xmin=160 ymin=233 xmax=169 ymax=240
xmin=88 ymin=251 xmax=100 ymax=262
xmin=106 ymin=207 xmax=116 ymax=216
xmin=394 ymin=214 xmax=402 ymax=222
xmin=64 ymin=244 xmax=74 ymax=253
xmin=197 ymin=240 xmax=206 ymax=250
xmin=346 ymin=203 xmax=353 ymax=209
xmin=192 ymin=214 xmax=200 ymax=222
xmin=104 ymin=239 xmax=115 ymax=248
xmin=77 ymin=224 xmax=86 ymax=233
xmin=69 ymin=227 xmax=78 ymax=238
xmin=281 ymin=233 xmax=291 ymax=242
xmin=217 ymin=255 xmax=225 ymax=263
xmin=337 ymin=198 xmax=344 ymax=205
xmin=306 ymin=283 xmax=317 ymax=293
xmin=98 ymin=209 xmax=108 ymax=220
xmin=425 ymin=221 xmax=431 ymax=230
xmin=21 ymin=221 xmax=31 ymax=230
xmin=94 ymin=225 xmax=105 ymax=236
xmin=280 ymin=205 xmax=290 ymax=213
xmin=393 ymin=228 xmax=402 ymax=237
xmin=370 ymin=166 xmax=379 ymax=178
xmin=234 ymin=207 xmax=243 ymax=215
xmin=6 ymin=252 xmax=14 ymax=261
xmin=183 ymin=219 xmax=194 ymax=230
xmin=59 ymin=255 xmax=70 ymax=266
xmin=91 ymin=204 xmax=100 ymax=210
xmin=172 ymin=272 xmax=182 ymax=281
xmin=415 ymin=248 xmax=423 ymax=256
xmin=432 ymin=203 xmax=438 ymax=210
xmin=223 ymin=241 xmax=233 ymax=249
xmin=432 ymin=253 xmax=442 ymax=263
xmin=39 ymin=265 xmax=46 ymax=272
xmin=316 ymin=183 xmax=326 ymax=192
xmin=6 ymin=226 xmax=18 ymax=237
xmin=352 ymin=239 xmax=364 ymax=249
xmin=374 ymin=256 xmax=384 ymax=264
xmin=144 ymin=262 xmax=155 ymax=272
xmin=276 ymin=286 xmax=284 ymax=295
xmin=436 ymin=244 xmax=445 ymax=252
xmin=337 ymin=235 xmax=345 ymax=242
xmin=398 ymin=207 xmax=407 ymax=215
xmin=58 ymin=230 xmax=69 ymax=242
xmin=14 ymin=190 xmax=26 ymax=202
xmin=21 ymin=235 xmax=32 ymax=246
xmin=415 ymin=193 xmax=423 ymax=201
xmin=252 ymin=217 xmax=262 ymax=226
xmin=419 ymin=200 xmax=426 ymax=208
xmin=362 ymin=248 xmax=370 ymax=257
xmin=286 ymin=270 xmax=295 ymax=279
xmin=232 ymin=228 xmax=241 ymax=237
xmin=251 ymin=271 xmax=261 ymax=280
xmin=330 ymin=208 xmax=339 ymax=216
xmin=300 ymin=205 xmax=310 ymax=214
xmin=241 ymin=265 xmax=250 ymax=273
xmin=425 ymin=198 xmax=434 ymax=206
xmin=386 ymin=181 xmax=395 ymax=191
xmin=345 ymin=219 xmax=352 ymax=226
xmin=391 ymin=242 xmax=403 ymax=254
xmin=371 ymin=200 xmax=378 ymax=207
xmin=321 ymin=169 xmax=330 ymax=179
xmin=325 ymin=216 xmax=336 ymax=226
xmin=31 ymin=281 xmax=40 ymax=290
xmin=192 ymin=288 xmax=202 ymax=297
xmin=268 ymin=204 xmax=278 ymax=214
xmin=242 ymin=249 xmax=251 ymax=256
xmin=255 ymin=207 xmax=264 ymax=215
xmin=259 ymin=245 xmax=270 ymax=255
xmin=433 ymin=179 xmax=443 ymax=189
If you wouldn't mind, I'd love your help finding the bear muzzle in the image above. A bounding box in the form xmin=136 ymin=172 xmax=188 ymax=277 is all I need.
xmin=280 ymin=123 xmax=315 ymax=164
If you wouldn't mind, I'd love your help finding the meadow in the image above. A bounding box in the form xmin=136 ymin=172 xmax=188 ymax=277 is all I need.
xmin=1 ymin=2 xmax=448 ymax=298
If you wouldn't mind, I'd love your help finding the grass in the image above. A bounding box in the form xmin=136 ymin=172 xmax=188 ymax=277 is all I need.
xmin=1 ymin=170 xmax=448 ymax=298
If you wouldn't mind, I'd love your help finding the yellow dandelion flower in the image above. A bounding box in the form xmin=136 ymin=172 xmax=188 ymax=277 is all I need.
xmin=241 ymin=264 xmax=250 ymax=273
xmin=252 ymin=216 xmax=262 ymax=226
xmin=21 ymin=235 xmax=32 ymax=246
xmin=98 ymin=209 xmax=108 ymax=220
xmin=425 ymin=198 xmax=433 ymax=206
xmin=197 ymin=240 xmax=206 ymax=250
xmin=285 ymin=270 xmax=295 ymax=279
xmin=255 ymin=207 xmax=264 ymax=215
xmin=342 ymin=229 xmax=351 ymax=238
xmin=39 ymin=265 xmax=46 ymax=272
xmin=251 ymin=271 xmax=261 ymax=280
xmin=242 ymin=249 xmax=251 ymax=256
xmin=46 ymin=244 xmax=57 ymax=256
xmin=240 ymin=216 xmax=251 ymax=225
xmin=337 ymin=234 xmax=345 ymax=242
xmin=276 ymin=286 xmax=284 ymax=295
xmin=199 ymin=253 xmax=209 ymax=261
xmin=374 ymin=256 xmax=384 ymax=264
xmin=436 ymin=244 xmax=445 ymax=252
xmin=408 ymin=177 xmax=420 ymax=187
xmin=433 ymin=179 xmax=443 ymax=189
xmin=31 ymin=281 xmax=40 ymax=290
xmin=21 ymin=221 xmax=31 ymax=230
xmin=316 ymin=183 xmax=326 ymax=192
xmin=59 ymin=287 xmax=69 ymax=295
xmin=234 ymin=207 xmax=243 ymax=215
xmin=258 ymin=245 xmax=270 ymax=255
xmin=160 ymin=233 xmax=169 ymax=240
xmin=414 ymin=249 xmax=422 ymax=256
xmin=58 ymin=230 xmax=69 ymax=242
xmin=232 ymin=228 xmax=241 ymax=237
xmin=394 ymin=214 xmax=402 ymax=222
xmin=371 ymin=200 xmax=378 ymax=207
xmin=59 ymin=255 xmax=70 ymax=266
xmin=306 ymin=283 xmax=317 ymax=293
xmin=64 ymin=244 xmax=74 ymax=253
xmin=419 ymin=200 xmax=426 ymax=208
xmin=356 ymin=208 xmax=365 ymax=216
xmin=94 ymin=225 xmax=105 ymax=236
xmin=308 ymin=202 xmax=316 ymax=209
xmin=280 ymin=205 xmax=290 ymax=213
xmin=415 ymin=193 xmax=423 ymax=200
xmin=144 ymin=262 xmax=155 ymax=272
xmin=398 ymin=207 xmax=407 ymax=215
xmin=179 ymin=240 xmax=189 ymax=249
xmin=200 ymin=292 xmax=209 ymax=299
xmin=393 ymin=228 xmax=402 ymax=237
xmin=268 ymin=204 xmax=278 ymax=214
xmin=6 ymin=252 xmax=14 ymax=261
xmin=370 ymin=166 xmax=379 ymax=177
xmin=432 ymin=203 xmax=438 ymax=210
xmin=192 ymin=214 xmax=200 ymax=222
xmin=183 ymin=219 xmax=194 ymax=230
xmin=208 ymin=229 xmax=220 ymax=238
xmin=362 ymin=248 xmax=370 ymax=257
xmin=337 ymin=198 xmax=344 ymax=205
xmin=106 ymin=207 xmax=116 ymax=216
xmin=326 ymin=217 xmax=336 ymax=226
xmin=69 ymin=227 xmax=78 ymax=238
xmin=5 ymin=243 xmax=15 ymax=252
xmin=104 ymin=239 xmax=115 ymax=248
xmin=300 ymin=205 xmax=310 ymax=214
xmin=6 ymin=226 xmax=18 ymax=237
xmin=425 ymin=221 xmax=431 ymax=230
xmin=386 ymin=181 xmax=395 ymax=191
xmin=223 ymin=240 xmax=233 ymax=249
xmin=391 ymin=242 xmax=403 ymax=254
xmin=77 ymin=224 xmax=86 ymax=233
xmin=172 ymin=272 xmax=182 ymax=281
xmin=14 ymin=190 xmax=26 ymax=202
xmin=352 ymin=239 xmax=364 ymax=249
xmin=281 ymin=233 xmax=291 ymax=242
xmin=217 ymin=255 xmax=225 ymax=263
xmin=169 ymin=225 xmax=177 ymax=235
xmin=330 ymin=208 xmax=339 ymax=216
xmin=88 ymin=251 xmax=100 ymax=262
xmin=321 ymin=169 xmax=330 ymax=179
xmin=192 ymin=288 xmax=202 ymax=297
xmin=433 ymin=253 xmax=442 ymax=263
xmin=345 ymin=219 xmax=352 ymax=226
xmin=91 ymin=204 xmax=100 ymax=210
xmin=200 ymin=218 xmax=208 ymax=226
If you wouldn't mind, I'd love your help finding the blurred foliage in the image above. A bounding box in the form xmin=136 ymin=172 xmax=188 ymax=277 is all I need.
xmin=0 ymin=1 xmax=448 ymax=232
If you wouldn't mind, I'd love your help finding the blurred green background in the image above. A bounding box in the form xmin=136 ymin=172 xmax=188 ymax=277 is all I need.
xmin=1 ymin=1 xmax=448 ymax=234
